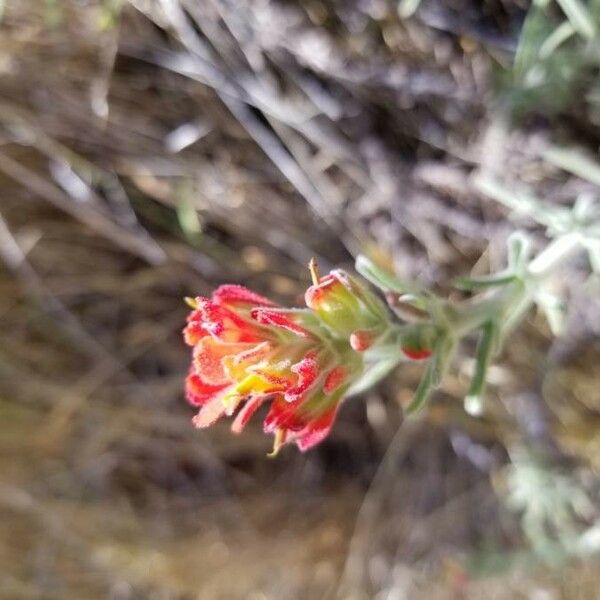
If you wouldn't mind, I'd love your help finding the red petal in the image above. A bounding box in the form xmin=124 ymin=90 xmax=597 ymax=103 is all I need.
xmin=250 ymin=308 xmax=311 ymax=337
xmin=263 ymin=397 xmax=306 ymax=433
xmin=228 ymin=341 xmax=271 ymax=368
xmin=183 ymin=307 xmax=210 ymax=346
xmin=183 ymin=321 xmax=208 ymax=346
xmin=284 ymin=353 xmax=319 ymax=402
xmin=213 ymin=284 xmax=276 ymax=307
xmin=323 ymin=366 xmax=346 ymax=394
xmin=199 ymin=298 xmax=261 ymax=342
xmin=186 ymin=305 xmax=206 ymax=322
xmin=185 ymin=371 xmax=229 ymax=407
xmin=231 ymin=395 xmax=266 ymax=433
xmin=296 ymin=407 xmax=337 ymax=451
xmin=192 ymin=393 xmax=229 ymax=428
xmin=193 ymin=337 xmax=255 ymax=386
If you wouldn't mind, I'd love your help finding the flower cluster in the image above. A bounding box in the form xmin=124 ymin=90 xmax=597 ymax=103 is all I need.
xmin=183 ymin=268 xmax=391 ymax=453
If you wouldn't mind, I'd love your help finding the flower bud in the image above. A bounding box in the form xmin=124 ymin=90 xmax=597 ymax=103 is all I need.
xmin=305 ymin=269 xmax=387 ymax=337
xmin=350 ymin=329 xmax=378 ymax=352
xmin=400 ymin=325 xmax=436 ymax=361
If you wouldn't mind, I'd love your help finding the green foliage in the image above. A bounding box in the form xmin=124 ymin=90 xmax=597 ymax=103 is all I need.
xmin=357 ymin=174 xmax=599 ymax=418
xmin=464 ymin=321 xmax=498 ymax=416
xmin=405 ymin=333 xmax=455 ymax=415
xmin=504 ymin=448 xmax=600 ymax=562
xmin=355 ymin=255 xmax=421 ymax=295
xmin=498 ymin=0 xmax=600 ymax=116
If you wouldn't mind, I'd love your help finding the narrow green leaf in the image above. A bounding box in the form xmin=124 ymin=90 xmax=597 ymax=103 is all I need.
xmin=539 ymin=20 xmax=576 ymax=58
xmin=528 ymin=232 xmax=582 ymax=275
xmin=573 ymin=193 xmax=599 ymax=223
xmin=499 ymin=285 xmax=534 ymax=345
xmin=355 ymin=254 xmax=419 ymax=294
xmin=472 ymin=174 xmax=563 ymax=229
xmin=454 ymin=272 xmax=516 ymax=291
xmin=513 ymin=3 xmax=550 ymax=76
xmin=406 ymin=334 xmax=454 ymax=415
xmin=405 ymin=358 xmax=436 ymax=416
xmin=556 ymin=0 xmax=596 ymax=40
xmin=536 ymin=291 xmax=567 ymax=335
xmin=464 ymin=321 xmax=497 ymax=416
xmin=431 ymin=334 xmax=455 ymax=386
xmin=397 ymin=293 xmax=429 ymax=311
xmin=544 ymin=146 xmax=600 ymax=187
xmin=347 ymin=356 xmax=401 ymax=396
xmin=507 ymin=231 xmax=532 ymax=273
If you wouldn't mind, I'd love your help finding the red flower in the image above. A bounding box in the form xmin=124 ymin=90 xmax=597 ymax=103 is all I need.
xmin=183 ymin=283 xmax=357 ymax=453
xmin=182 ymin=264 xmax=419 ymax=453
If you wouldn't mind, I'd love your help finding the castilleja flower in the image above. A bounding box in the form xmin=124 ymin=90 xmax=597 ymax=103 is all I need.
xmin=183 ymin=262 xmax=394 ymax=454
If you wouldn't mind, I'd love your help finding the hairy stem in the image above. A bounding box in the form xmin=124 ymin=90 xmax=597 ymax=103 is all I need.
xmin=453 ymin=233 xmax=584 ymax=338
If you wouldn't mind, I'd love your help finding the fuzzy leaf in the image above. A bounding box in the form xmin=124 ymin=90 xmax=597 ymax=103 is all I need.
xmin=405 ymin=358 xmax=436 ymax=416
xmin=405 ymin=334 xmax=455 ymax=415
xmin=556 ymin=0 xmax=596 ymax=40
xmin=347 ymin=355 xmax=402 ymax=396
xmin=507 ymin=231 xmax=532 ymax=273
xmin=355 ymin=254 xmax=419 ymax=294
xmin=539 ymin=21 xmax=576 ymax=59
xmin=454 ymin=271 xmax=516 ymax=291
xmin=573 ymin=194 xmax=600 ymax=225
xmin=473 ymin=174 xmax=567 ymax=229
xmin=536 ymin=290 xmax=567 ymax=335
xmin=544 ymin=146 xmax=600 ymax=187
xmin=464 ymin=321 xmax=497 ymax=416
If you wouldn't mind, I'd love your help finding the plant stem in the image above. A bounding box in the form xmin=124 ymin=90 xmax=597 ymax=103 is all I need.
xmin=453 ymin=233 xmax=583 ymax=336
xmin=527 ymin=232 xmax=582 ymax=276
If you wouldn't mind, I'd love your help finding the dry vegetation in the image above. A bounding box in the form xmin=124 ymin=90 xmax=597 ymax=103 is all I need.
xmin=1 ymin=0 xmax=600 ymax=598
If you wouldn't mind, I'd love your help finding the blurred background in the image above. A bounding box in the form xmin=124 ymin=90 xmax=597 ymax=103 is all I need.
xmin=1 ymin=1 xmax=600 ymax=598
